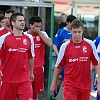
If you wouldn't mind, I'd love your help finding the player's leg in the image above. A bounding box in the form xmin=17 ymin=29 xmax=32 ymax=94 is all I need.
xmin=77 ymin=89 xmax=90 ymax=100
xmin=0 ymin=82 xmax=16 ymax=100
xmin=63 ymin=85 xmax=77 ymax=100
xmin=17 ymin=81 xmax=33 ymax=100
xmin=39 ymin=66 xmax=44 ymax=93
xmin=32 ymin=67 xmax=44 ymax=100
xmin=32 ymin=69 xmax=38 ymax=100
xmin=51 ymin=66 xmax=65 ymax=100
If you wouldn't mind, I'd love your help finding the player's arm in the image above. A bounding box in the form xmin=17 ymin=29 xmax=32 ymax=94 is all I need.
xmin=50 ymin=55 xmax=65 ymax=95
xmin=28 ymin=34 xmax=35 ymax=82
xmin=53 ymin=30 xmax=61 ymax=56
xmin=0 ymin=38 xmax=5 ymax=80
xmin=38 ymin=31 xmax=52 ymax=47
xmin=94 ymin=64 xmax=100 ymax=78
xmin=0 ymin=50 xmax=3 ymax=83
xmin=50 ymin=42 xmax=66 ymax=95
xmin=50 ymin=67 xmax=61 ymax=95
xmin=52 ymin=44 xmax=59 ymax=56
xmin=29 ymin=26 xmax=52 ymax=47
xmin=28 ymin=58 xmax=34 ymax=82
xmin=0 ymin=33 xmax=12 ymax=80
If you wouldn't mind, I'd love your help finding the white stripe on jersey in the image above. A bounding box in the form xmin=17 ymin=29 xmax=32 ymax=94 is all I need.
xmin=84 ymin=38 xmax=99 ymax=62
xmin=55 ymin=40 xmax=70 ymax=67
xmin=24 ymin=32 xmax=35 ymax=57
xmin=41 ymin=31 xmax=49 ymax=38
xmin=0 ymin=32 xmax=11 ymax=49
xmin=55 ymin=38 xmax=99 ymax=68
xmin=41 ymin=31 xmax=51 ymax=40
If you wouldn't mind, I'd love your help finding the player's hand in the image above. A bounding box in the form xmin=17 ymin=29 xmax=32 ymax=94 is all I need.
xmin=0 ymin=70 xmax=3 ymax=80
xmin=30 ymin=73 xmax=34 ymax=82
xmin=50 ymin=83 xmax=57 ymax=95
xmin=30 ymin=26 xmax=40 ymax=34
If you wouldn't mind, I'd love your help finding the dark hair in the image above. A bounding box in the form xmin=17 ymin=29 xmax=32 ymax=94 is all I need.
xmin=0 ymin=15 xmax=4 ymax=22
xmin=71 ymin=19 xmax=84 ymax=29
xmin=0 ymin=10 xmax=4 ymax=15
xmin=10 ymin=12 xmax=24 ymax=30
xmin=66 ymin=15 xmax=77 ymax=23
xmin=5 ymin=9 xmax=15 ymax=14
xmin=29 ymin=16 xmax=42 ymax=25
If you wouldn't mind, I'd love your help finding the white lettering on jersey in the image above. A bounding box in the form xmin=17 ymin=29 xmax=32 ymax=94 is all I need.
xmin=8 ymin=48 xmax=27 ymax=52
xmin=69 ymin=57 xmax=88 ymax=62
xmin=16 ymin=38 xmax=21 ymax=40
xmin=75 ymin=46 xmax=80 ymax=48
xmin=9 ymin=48 xmax=18 ymax=52
xmin=69 ymin=58 xmax=78 ymax=62
xmin=35 ymin=44 xmax=41 ymax=48
xmin=79 ymin=57 xmax=88 ymax=61
xmin=82 ymin=46 xmax=87 ymax=53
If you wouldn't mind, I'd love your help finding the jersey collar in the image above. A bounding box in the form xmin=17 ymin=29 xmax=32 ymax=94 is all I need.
xmin=70 ymin=37 xmax=84 ymax=44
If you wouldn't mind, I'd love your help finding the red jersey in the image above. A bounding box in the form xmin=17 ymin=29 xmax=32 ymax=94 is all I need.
xmin=0 ymin=32 xmax=34 ymax=83
xmin=0 ymin=27 xmax=12 ymax=70
xmin=0 ymin=27 xmax=12 ymax=36
xmin=56 ymin=38 xmax=99 ymax=90
xmin=33 ymin=33 xmax=44 ymax=68
xmin=26 ymin=31 xmax=50 ymax=69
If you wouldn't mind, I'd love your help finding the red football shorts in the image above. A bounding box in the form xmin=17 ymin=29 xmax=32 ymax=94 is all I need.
xmin=63 ymin=85 xmax=90 ymax=100
xmin=32 ymin=66 xmax=44 ymax=94
xmin=0 ymin=81 xmax=33 ymax=100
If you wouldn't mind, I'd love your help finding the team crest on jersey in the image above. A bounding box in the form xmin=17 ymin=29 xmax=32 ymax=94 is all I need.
xmin=82 ymin=46 xmax=87 ymax=53
xmin=36 ymin=36 xmax=40 ymax=41
xmin=23 ymin=39 xmax=27 ymax=45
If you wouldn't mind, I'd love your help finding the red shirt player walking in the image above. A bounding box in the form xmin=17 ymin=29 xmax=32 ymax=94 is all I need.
xmin=27 ymin=16 xmax=52 ymax=100
xmin=0 ymin=12 xmax=34 ymax=100
xmin=50 ymin=19 xmax=100 ymax=100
